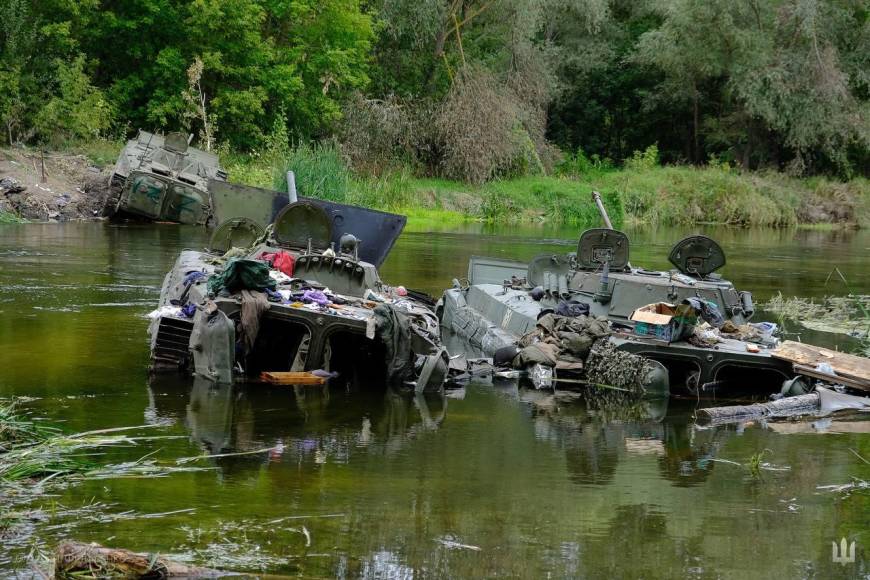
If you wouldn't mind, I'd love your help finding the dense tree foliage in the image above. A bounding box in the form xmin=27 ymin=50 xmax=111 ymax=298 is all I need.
xmin=1 ymin=0 xmax=867 ymax=177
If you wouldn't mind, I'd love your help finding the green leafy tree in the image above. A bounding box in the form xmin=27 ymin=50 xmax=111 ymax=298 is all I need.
xmin=34 ymin=55 xmax=114 ymax=145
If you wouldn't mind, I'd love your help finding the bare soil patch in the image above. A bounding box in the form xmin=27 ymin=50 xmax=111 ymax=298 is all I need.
xmin=0 ymin=147 xmax=112 ymax=221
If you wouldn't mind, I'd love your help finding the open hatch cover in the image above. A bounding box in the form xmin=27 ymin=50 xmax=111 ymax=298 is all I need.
xmin=208 ymin=180 xmax=406 ymax=267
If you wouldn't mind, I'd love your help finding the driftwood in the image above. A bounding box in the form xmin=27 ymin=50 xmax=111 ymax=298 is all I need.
xmin=55 ymin=541 xmax=226 ymax=578
xmin=696 ymin=393 xmax=821 ymax=426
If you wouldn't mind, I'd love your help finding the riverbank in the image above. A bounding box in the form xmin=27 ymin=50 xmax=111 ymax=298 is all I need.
xmin=2 ymin=141 xmax=867 ymax=228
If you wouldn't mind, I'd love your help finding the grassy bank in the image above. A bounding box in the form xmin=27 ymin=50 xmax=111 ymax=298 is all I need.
xmin=23 ymin=139 xmax=868 ymax=228
xmin=222 ymin=145 xmax=870 ymax=228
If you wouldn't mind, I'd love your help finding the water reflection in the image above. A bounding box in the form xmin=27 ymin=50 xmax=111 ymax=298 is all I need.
xmin=511 ymin=389 xmax=739 ymax=487
xmin=147 ymin=377 xmax=449 ymax=468
xmin=1 ymin=222 xmax=867 ymax=578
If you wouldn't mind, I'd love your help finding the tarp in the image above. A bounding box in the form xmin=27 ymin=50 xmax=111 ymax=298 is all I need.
xmin=207 ymin=259 xmax=276 ymax=295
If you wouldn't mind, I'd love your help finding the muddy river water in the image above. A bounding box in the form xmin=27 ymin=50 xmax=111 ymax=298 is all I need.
xmin=0 ymin=222 xmax=868 ymax=578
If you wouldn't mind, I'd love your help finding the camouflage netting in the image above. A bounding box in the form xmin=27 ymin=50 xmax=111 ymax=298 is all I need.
xmin=513 ymin=313 xmax=658 ymax=393
xmin=584 ymin=340 xmax=656 ymax=391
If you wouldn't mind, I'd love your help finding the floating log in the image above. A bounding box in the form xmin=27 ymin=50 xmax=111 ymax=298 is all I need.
xmin=55 ymin=541 xmax=224 ymax=578
xmin=260 ymin=371 xmax=326 ymax=385
xmin=696 ymin=393 xmax=821 ymax=426
xmin=772 ymin=340 xmax=870 ymax=391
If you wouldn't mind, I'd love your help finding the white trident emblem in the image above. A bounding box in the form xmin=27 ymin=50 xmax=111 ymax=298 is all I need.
xmin=832 ymin=537 xmax=856 ymax=565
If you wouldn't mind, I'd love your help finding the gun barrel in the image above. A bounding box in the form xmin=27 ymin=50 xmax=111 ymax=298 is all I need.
xmin=591 ymin=191 xmax=613 ymax=229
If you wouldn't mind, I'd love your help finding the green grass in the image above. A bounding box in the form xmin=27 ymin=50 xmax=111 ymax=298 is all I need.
xmin=62 ymin=138 xmax=125 ymax=168
xmin=0 ymin=212 xmax=27 ymax=224
xmin=404 ymin=175 xmax=624 ymax=224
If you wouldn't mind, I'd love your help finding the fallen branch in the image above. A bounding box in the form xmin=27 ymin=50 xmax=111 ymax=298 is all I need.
xmin=55 ymin=541 xmax=227 ymax=578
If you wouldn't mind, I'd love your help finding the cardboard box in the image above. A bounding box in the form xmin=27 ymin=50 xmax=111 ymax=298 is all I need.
xmin=629 ymin=302 xmax=697 ymax=343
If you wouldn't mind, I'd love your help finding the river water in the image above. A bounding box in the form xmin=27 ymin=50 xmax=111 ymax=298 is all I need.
xmin=0 ymin=222 xmax=868 ymax=578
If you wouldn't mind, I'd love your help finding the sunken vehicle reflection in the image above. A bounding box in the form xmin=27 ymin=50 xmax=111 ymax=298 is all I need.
xmin=146 ymin=376 xmax=448 ymax=466
xmin=516 ymin=388 xmax=730 ymax=487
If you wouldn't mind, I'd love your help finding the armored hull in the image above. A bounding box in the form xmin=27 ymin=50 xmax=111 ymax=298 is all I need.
xmin=439 ymin=227 xmax=794 ymax=394
xmin=106 ymin=130 xmax=227 ymax=225
xmin=149 ymin=200 xmax=448 ymax=390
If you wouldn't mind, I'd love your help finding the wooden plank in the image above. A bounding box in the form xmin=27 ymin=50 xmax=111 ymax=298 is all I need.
xmin=260 ymin=371 xmax=326 ymax=385
xmin=792 ymin=364 xmax=869 ymax=392
xmin=772 ymin=340 xmax=870 ymax=385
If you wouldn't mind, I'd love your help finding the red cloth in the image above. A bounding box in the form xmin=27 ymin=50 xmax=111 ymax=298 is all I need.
xmin=259 ymin=251 xmax=295 ymax=277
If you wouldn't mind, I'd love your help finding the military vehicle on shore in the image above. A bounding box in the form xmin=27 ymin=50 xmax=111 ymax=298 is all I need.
xmin=439 ymin=192 xmax=799 ymax=396
xmin=105 ymin=130 xmax=227 ymax=225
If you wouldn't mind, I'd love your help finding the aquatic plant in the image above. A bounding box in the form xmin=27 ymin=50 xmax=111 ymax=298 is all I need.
xmin=747 ymin=449 xmax=771 ymax=479
xmin=764 ymin=292 xmax=870 ymax=347
xmin=0 ymin=400 xmax=211 ymax=484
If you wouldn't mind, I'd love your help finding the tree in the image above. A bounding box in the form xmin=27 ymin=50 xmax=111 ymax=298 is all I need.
xmin=34 ymin=55 xmax=114 ymax=145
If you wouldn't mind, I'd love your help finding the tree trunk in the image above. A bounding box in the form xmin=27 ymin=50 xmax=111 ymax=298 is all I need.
xmin=55 ymin=541 xmax=226 ymax=578
xmin=696 ymin=393 xmax=820 ymax=426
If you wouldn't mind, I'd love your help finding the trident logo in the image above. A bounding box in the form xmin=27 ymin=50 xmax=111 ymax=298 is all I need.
xmin=832 ymin=537 xmax=856 ymax=565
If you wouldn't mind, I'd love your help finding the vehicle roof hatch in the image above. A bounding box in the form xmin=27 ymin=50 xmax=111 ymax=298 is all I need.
xmin=273 ymin=202 xmax=333 ymax=252
xmin=668 ymin=235 xmax=726 ymax=277
xmin=577 ymin=228 xmax=630 ymax=270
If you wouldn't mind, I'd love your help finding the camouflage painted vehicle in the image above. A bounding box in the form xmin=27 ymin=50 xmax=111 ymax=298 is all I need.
xmin=105 ymin=130 xmax=227 ymax=224
xmin=439 ymin=193 xmax=796 ymax=395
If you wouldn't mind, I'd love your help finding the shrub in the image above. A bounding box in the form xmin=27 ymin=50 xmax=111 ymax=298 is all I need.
xmin=434 ymin=66 xmax=524 ymax=184
xmin=624 ymin=144 xmax=659 ymax=171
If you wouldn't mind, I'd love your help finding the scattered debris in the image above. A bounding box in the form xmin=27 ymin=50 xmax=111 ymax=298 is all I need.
xmin=260 ymin=371 xmax=327 ymax=385
xmin=772 ymin=340 xmax=870 ymax=391
xmin=1 ymin=149 xmax=111 ymax=221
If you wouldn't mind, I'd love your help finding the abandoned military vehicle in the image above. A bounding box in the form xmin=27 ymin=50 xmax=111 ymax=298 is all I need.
xmin=148 ymin=190 xmax=448 ymax=391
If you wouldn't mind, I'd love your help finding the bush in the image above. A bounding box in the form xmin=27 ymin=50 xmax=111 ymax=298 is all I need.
xmin=624 ymin=144 xmax=659 ymax=171
xmin=434 ymin=66 xmax=524 ymax=184
xmin=338 ymin=93 xmax=416 ymax=175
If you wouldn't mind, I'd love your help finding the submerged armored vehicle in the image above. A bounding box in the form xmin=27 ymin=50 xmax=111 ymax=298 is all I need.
xmin=105 ymin=130 xmax=228 ymax=224
xmin=148 ymin=186 xmax=449 ymax=391
xmin=440 ymin=193 xmax=795 ymax=394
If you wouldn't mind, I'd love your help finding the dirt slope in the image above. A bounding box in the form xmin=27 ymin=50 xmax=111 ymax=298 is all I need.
xmin=0 ymin=147 xmax=112 ymax=221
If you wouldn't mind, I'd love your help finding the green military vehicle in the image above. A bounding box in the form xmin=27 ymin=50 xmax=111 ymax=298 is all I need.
xmin=105 ymin=130 xmax=228 ymax=225
xmin=437 ymin=192 xmax=800 ymax=397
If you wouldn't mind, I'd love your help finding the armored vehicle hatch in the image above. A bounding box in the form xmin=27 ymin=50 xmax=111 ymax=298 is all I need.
xmin=668 ymin=235 xmax=726 ymax=277
xmin=208 ymin=181 xmax=406 ymax=268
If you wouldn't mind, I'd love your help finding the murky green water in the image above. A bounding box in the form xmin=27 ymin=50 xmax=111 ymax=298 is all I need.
xmin=0 ymin=222 xmax=868 ymax=578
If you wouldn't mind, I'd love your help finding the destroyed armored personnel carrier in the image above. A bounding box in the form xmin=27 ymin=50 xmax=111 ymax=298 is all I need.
xmin=148 ymin=185 xmax=449 ymax=391
xmin=439 ymin=193 xmax=796 ymax=395
xmin=105 ymin=130 xmax=228 ymax=224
